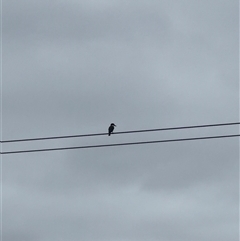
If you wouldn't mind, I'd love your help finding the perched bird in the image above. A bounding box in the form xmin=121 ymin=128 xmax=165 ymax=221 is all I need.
xmin=108 ymin=123 xmax=116 ymax=136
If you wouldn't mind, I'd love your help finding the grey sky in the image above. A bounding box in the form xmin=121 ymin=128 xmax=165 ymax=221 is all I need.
xmin=1 ymin=0 xmax=239 ymax=241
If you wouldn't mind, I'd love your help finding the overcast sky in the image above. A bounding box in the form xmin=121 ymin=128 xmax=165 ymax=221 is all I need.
xmin=1 ymin=0 xmax=239 ymax=240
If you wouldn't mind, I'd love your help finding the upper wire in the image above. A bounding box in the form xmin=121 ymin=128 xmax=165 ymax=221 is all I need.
xmin=1 ymin=121 xmax=239 ymax=143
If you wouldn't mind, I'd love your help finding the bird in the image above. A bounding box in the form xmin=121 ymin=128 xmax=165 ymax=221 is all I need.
xmin=108 ymin=123 xmax=116 ymax=136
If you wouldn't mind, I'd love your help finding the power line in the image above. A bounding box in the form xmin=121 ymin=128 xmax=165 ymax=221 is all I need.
xmin=1 ymin=121 xmax=239 ymax=144
xmin=1 ymin=133 xmax=239 ymax=155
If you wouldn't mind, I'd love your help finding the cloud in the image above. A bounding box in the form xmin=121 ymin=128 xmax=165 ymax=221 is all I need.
xmin=2 ymin=0 xmax=239 ymax=240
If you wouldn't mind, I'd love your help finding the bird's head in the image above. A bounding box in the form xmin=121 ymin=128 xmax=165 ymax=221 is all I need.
xmin=111 ymin=123 xmax=116 ymax=127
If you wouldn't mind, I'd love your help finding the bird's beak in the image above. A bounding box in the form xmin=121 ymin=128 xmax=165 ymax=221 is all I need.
xmin=114 ymin=124 xmax=116 ymax=126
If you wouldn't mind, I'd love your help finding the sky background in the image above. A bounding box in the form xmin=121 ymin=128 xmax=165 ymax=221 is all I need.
xmin=1 ymin=0 xmax=239 ymax=240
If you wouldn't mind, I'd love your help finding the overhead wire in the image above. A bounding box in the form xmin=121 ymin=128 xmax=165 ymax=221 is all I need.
xmin=1 ymin=133 xmax=239 ymax=155
xmin=1 ymin=121 xmax=240 ymax=143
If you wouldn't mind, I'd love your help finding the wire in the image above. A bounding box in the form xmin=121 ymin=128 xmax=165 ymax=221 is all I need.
xmin=0 ymin=0 xmax=3 ymax=239
xmin=1 ymin=121 xmax=240 ymax=144
xmin=1 ymin=133 xmax=239 ymax=155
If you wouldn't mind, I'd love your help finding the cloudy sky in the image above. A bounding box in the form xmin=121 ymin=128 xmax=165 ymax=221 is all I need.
xmin=1 ymin=0 xmax=239 ymax=240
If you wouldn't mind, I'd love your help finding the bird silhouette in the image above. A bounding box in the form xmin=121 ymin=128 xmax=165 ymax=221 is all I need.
xmin=108 ymin=123 xmax=116 ymax=136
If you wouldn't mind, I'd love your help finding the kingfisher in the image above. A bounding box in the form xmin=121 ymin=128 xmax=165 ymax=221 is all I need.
xmin=108 ymin=123 xmax=116 ymax=136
